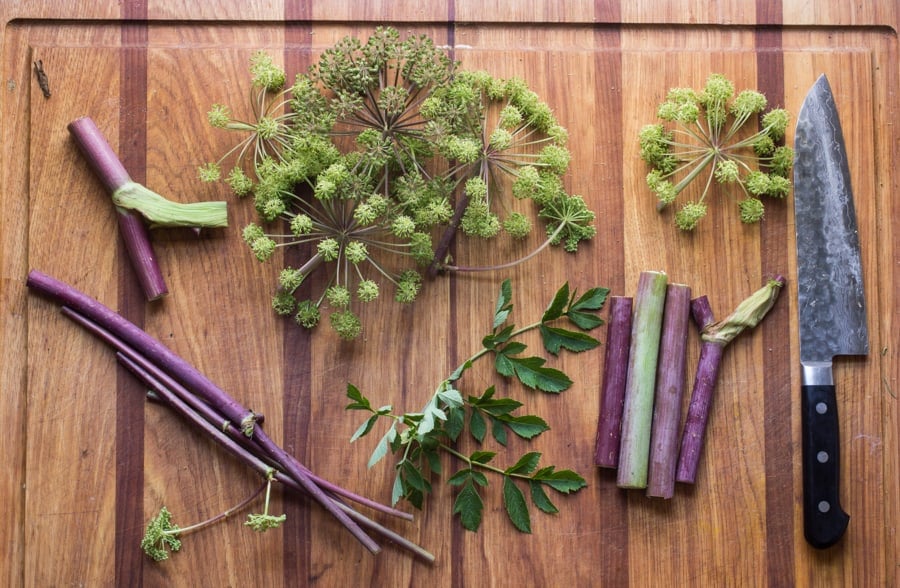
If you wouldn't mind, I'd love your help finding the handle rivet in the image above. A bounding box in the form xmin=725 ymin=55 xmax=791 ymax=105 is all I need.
xmin=818 ymin=500 xmax=831 ymax=513
xmin=815 ymin=402 xmax=828 ymax=415
xmin=817 ymin=451 xmax=829 ymax=463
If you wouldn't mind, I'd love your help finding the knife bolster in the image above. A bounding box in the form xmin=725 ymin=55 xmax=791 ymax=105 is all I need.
xmin=801 ymin=361 xmax=834 ymax=386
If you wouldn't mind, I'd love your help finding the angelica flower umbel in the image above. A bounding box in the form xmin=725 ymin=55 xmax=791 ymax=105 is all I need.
xmin=639 ymin=73 xmax=794 ymax=231
xmin=203 ymin=27 xmax=596 ymax=339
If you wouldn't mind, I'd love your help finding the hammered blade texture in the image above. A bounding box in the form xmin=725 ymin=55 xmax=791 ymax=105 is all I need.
xmin=793 ymin=74 xmax=869 ymax=363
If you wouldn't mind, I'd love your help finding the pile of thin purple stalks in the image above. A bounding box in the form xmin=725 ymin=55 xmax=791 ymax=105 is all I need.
xmin=26 ymin=269 xmax=433 ymax=562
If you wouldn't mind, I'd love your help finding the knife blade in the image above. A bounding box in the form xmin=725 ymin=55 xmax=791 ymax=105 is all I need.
xmin=793 ymin=74 xmax=869 ymax=549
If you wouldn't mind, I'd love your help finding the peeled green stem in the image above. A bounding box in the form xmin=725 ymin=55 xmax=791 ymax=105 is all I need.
xmin=594 ymin=296 xmax=633 ymax=468
xmin=113 ymin=182 xmax=228 ymax=228
xmin=646 ymin=283 xmax=691 ymax=498
xmin=617 ymin=271 xmax=668 ymax=489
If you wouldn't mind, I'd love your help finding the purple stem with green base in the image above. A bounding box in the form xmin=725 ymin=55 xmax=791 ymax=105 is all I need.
xmin=67 ymin=116 xmax=167 ymax=301
xmin=675 ymin=276 xmax=784 ymax=484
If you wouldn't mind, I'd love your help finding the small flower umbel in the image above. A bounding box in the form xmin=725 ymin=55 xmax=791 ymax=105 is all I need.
xmin=199 ymin=51 xmax=297 ymax=186
xmin=639 ymin=73 xmax=793 ymax=230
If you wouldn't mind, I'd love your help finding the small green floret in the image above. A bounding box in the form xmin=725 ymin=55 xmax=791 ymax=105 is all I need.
xmin=141 ymin=507 xmax=182 ymax=562
xmin=249 ymin=51 xmax=286 ymax=91
xmin=330 ymin=310 xmax=362 ymax=340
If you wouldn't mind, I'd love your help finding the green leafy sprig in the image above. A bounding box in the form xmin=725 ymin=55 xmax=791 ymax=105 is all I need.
xmin=201 ymin=28 xmax=595 ymax=339
xmin=638 ymin=73 xmax=793 ymax=230
xmin=346 ymin=279 xmax=608 ymax=532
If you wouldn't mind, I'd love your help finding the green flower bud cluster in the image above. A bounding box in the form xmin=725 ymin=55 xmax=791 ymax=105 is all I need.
xmin=203 ymin=27 xmax=595 ymax=339
xmin=639 ymin=73 xmax=794 ymax=231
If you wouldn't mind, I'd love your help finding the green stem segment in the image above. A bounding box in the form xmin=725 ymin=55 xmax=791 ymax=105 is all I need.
xmin=646 ymin=283 xmax=692 ymax=498
xmin=617 ymin=271 xmax=668 ymax=489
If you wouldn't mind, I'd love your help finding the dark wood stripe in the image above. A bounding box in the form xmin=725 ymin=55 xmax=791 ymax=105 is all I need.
xmin=594 ymin=0 xmax=629 ymax=581
xmin=283 ymin=2 xmax=314 ymax=583
xmin=755 ymin=10 xmax=796 ymax=584
xmin=116 ymin=2 xmax=148 ymax=586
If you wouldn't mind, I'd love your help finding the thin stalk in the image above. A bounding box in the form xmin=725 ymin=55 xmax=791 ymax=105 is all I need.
xmin=26 ymin=270 xmax=380 ymax=554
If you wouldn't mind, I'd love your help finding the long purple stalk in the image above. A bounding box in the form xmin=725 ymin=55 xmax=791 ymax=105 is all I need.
xmin=26 ymin=270 xmax=379 ymax=553
xmin=594 ymin=296 xmax=633 ymax=468
xmin=68 ymin=116 xmax=167 ymax=301
xmin=116 ymin=351 xmax=433 ymax=561
xmin=646 ymin=283 xmax=691 ymax=498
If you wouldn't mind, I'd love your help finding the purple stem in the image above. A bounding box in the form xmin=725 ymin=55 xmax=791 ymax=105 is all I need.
xmin=26 ymin=270 xmax=378 ymax=553
xmin=67 ymin=116 xmax=167 ymax=301
xmin=426 ymin=192 xmax=469 ymax=277
xmin=646 ymin=284 xmax=691 ymax=498
xmin=675 ymin=296 xmax=722 ymax=484
xmin=116 ymin=351 xmax=433 ymax=561
xmin=594 ymin=296 xmax=633 ymax=468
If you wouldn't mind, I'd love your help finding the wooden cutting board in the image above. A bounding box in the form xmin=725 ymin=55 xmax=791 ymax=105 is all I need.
xmin=2 ymin=1 xmax=897 ymax=586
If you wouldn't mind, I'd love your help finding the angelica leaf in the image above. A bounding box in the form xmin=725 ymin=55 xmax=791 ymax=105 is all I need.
xmin=351 ymin=414 xmax=379 ymax=442
xmin=505 ymin=451 xmax=541 ymax=475
xmin=533 ymin=466 xmax=588 ymax=493
xmin=529 ymin=482 xmax=559 ymax=514
xmin=469 ymin=409 xmax=487 ymax=443
xmin=502 ymin=355 xmax=573 ymax=393
xmin=539 ymin=324 xmax=599 ymax=355
xmin=541 ymin=281 xmax=571 ymax=322
xmin=493 ymin=279 xmax=514 ymax=328
xmin=453 ymin=481 xmax=484 ymax=531
xmin=345 ymin=383 xmax=371 ymax=411
xmin=497 ymin=414 xmax=549 ymax=439
xmin=502 ymin=477 xmax=531 ymax=533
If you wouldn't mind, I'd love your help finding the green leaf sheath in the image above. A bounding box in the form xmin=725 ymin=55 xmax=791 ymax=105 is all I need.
xmin=646 ymin=283 xmax=692 ymax=499
xmin=594 ymin=296 xmax=633 ymax=468
xmin=617 ymin=271 xmax=668 ymax=489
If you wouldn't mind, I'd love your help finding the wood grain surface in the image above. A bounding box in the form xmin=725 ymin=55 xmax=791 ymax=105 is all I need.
xmin=1 ymin=2 xmax=897 ymax=586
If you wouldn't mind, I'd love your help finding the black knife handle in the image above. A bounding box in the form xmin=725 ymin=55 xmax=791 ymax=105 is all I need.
xmin=801 ymin=384 xmax=849 ymax=548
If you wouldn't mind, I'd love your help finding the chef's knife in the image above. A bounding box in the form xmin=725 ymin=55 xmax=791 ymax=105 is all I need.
xmin=793 ymin=74 xmax=869 ymax=549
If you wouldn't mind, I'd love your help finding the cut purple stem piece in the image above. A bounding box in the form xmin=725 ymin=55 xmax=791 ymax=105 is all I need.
xmin=67 ymin=116 xmax=167 ymax=301
xmin=646 ymin=283 xmax=691 ymax=499
xmin=594 ymin=296 xmax=633 ymax=468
